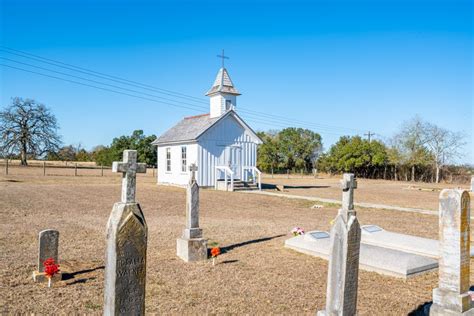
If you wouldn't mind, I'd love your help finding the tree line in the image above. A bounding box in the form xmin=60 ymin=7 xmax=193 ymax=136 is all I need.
xmin=0 ymin=97 xmax=157 ymax=167
xmin=0 ymin=97 xmax=470 ymax=183
xmin=257 ymin=117 xmax=468 ymax=183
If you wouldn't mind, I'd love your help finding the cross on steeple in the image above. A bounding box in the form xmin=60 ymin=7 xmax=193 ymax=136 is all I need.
xmin=216 ymin=49 xmax=229 ymax=68
xmin=112 ymin=150 xmax=147 ymax=203
xmin=189 ymin=163 xmax=198 ymax=183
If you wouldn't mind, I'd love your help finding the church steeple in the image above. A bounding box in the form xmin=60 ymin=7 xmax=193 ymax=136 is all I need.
xmin=206 ymin=50 xmax=241 ymax=118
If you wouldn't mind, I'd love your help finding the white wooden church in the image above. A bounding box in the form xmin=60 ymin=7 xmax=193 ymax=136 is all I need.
xmin=152 ymin=65 xmax=263 ymax=190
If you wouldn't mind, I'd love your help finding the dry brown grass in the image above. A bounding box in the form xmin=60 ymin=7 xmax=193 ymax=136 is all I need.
xmin=0 ymin=169 xmax=472 ymax=314
xmin=262 ymin=174 xmax=473 ymax=211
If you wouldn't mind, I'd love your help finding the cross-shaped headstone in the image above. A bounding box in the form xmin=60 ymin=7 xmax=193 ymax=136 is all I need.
xmin=189 ymin=163 xmax=198 ymax=183
xmin=112 ymin=150 xmax=147 ymax=203
xmin=216 ymin=49 xmax=229 ymax=68
xmin=340 ymin=173 xmax=357 ymax=212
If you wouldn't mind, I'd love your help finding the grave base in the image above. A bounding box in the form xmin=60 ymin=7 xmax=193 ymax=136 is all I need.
xmin=32 ymin=271 xmax=62 ymax=282
xmin=177 ymin=237 xmax=208 ymax=262
xmin=430 ymin=288 xmax=474 ymax=315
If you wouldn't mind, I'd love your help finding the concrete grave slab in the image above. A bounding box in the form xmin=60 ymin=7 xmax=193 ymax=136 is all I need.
xmin=285 ymin=230 xmax=438 ymax=278
xmin=360 ymin=225 xmax=474 ymax=258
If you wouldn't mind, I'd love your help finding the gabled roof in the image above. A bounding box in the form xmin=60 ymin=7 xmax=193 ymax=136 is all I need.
xmin=205 ymin=68 xmax=241 ymax=96
xmin=152 ymin=110 xmax=262 ymax=145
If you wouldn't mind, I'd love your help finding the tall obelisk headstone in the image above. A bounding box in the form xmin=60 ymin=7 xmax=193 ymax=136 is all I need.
xmin=32 ymin=229 xmax=62 ymax=282
xmin=430 ymin=189 xmax=473 ymax=315
xmin=104 ymin=150 xmax=147 ymax=316
xmin=318 ymin=173 xmax=361 ymax=316
xmin=177 ymin=163 xmax=208 ymax=262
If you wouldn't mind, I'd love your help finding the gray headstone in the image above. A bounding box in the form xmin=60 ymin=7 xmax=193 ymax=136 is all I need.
xmin=340 ymin=173 xmax=357 ymax=220
xmin=104 ymin=150 xmax=147 ymax=316
xmin=471 ymin=176 xmax=474 ymax=192
xmin=112 ymin=150 xmax=146 ymax=203
xmin=318 ymin=173 xmax=361 ymax=315
xmin=177 ymin=166 xmax=207 ymax=262
xmin=431 ymin=189 xmax=473 ymax=315
xmin=38 ymin=229 xmax=59 ymax=272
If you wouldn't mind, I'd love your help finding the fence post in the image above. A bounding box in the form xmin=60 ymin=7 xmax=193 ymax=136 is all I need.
xmin=43 ymin=161 xmax=46 ymax=176
xmin=75 ymin=163 xmax=78 ymax=176
xmin=5 ymin=159 xmax=8 ymax=175
xmin=301 ymin=169 xmax=303 ymax=178
xmin=152 ymin=166 xmax=155 ymax=177
xmin=101 ymin=164 xmax=104 ymax=176
xmin=287 ymin=169 xmax=289 ymax=179
xmin=271 ymin=167 xmax=274 ymax=179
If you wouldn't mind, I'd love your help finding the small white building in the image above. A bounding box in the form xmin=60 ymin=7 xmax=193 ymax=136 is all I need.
xmin=152 ymin=67 xmax=263 ymax=190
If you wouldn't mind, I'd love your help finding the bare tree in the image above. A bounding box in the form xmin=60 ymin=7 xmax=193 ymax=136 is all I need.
xmin=423 ymin=122 xmax=466 ymax=183
xmin=395 ymin=116 xmax=431 ymax=181
xmin=0 ymin=97 xmax=61 ymax=165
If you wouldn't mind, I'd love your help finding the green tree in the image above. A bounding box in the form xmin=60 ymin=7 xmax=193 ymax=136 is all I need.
xmin=317 ymin=136 xmax=388 ymax=178
xmin=256 ymin=131 xmax=281 ymax=173
xmin=92 ymin=130 xmax=157 ymax=166
xmin=278 ymin=128 xmax=322 ymax=171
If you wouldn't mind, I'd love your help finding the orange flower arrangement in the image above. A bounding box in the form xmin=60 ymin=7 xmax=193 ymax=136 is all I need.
xmin=211 ymin=247 xmax=221 ymax=266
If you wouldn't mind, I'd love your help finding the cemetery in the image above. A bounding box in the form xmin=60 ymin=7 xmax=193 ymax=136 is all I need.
xmin=1 ymin=161 xmax=473 ymax=314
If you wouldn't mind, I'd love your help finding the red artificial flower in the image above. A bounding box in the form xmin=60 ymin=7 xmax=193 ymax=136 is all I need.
xmin=43 ymin=258 xmax=60 ymax=278
xmin=211 ymin=247 xmax=221 ymax=258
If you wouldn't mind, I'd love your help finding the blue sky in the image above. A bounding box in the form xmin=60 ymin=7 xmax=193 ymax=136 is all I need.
xmin=1 ymin=0 xmax=472 ymax=163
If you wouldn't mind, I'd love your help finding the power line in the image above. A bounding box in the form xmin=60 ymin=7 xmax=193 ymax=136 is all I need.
xmin=364 ymin=131 xmax=376 ymax=142
xmin=0 ymin=46 xmax=370 ymax=134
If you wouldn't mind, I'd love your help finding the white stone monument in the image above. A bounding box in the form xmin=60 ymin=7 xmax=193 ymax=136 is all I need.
xmin=104 ymin=150 xmax=147 ymax=316
xmin=177 ymin=164 xmax=208 ymax=262
xmin=430 ymin=189 xmax=473 ymax=315
xmin=318 ymin=173 xmax=361 ymax=316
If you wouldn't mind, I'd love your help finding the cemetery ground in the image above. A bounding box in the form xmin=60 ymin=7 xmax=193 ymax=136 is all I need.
xmin=1 ymin=168 xmax=474 ymax=314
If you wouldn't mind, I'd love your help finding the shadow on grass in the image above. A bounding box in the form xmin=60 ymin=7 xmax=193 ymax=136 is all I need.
xmin=283 ymin=185 xmax=330 ymax=189
xmin=67 ymin=277 xmax=96 ymax=286
xmin=62 ymin=265 xmax=104 ymax=281
xmin=220 ymin=259 xmax=239 ymax=264
xmin=408 ymin=301 xmax=431 ymax=316
xmin=220 ymin=234 xmax=285 ymax=254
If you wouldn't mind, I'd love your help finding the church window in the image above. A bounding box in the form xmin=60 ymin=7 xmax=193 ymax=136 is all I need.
xmin=166 ymin=148 xmax=171 ymax=172
xmin=225 ymin=99 xmax=232 ymax=110
xmin=181 ymin=146 xmax=187 ymax=172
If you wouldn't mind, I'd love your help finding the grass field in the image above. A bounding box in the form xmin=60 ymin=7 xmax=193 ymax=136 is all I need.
xmin=1 ymin=167 xmax=473 ymax=314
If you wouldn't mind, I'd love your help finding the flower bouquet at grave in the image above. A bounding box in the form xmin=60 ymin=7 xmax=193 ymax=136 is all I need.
xmin=211 ymin=247 xmax=221 ymax=266
xmin=43 ymin=258 xmax=60 ymax=288
xmin=291 ymin=227 xmax=305 ymax=236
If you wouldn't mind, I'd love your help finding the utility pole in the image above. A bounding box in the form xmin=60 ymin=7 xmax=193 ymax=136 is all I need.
xmin=364 ymin=131 xmax=375 ymax=143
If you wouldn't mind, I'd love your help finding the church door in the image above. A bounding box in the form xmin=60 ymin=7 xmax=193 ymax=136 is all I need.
xmin=226 ymin=146 xmax=241 ymax=180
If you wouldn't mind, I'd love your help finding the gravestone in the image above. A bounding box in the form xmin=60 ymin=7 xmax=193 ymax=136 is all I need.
xmin=471 ymin=176 xmax=474 ymax=192
xmin=360 ymin=225 xmax=474 ymax=259
xmin=430 ymin=189 xmax=473 ymax=315
xmin=177 ymin=164 xmax=208 ymax=262
xmin=32 ymin=229 xmax=62 ymax=282
xmin=318 ymin=173 xmax=361 ymax=315
xmin=104 ymin=150 xmax=147 ymax=316
xmin=285 ymin=230 xmax=438 ymax=278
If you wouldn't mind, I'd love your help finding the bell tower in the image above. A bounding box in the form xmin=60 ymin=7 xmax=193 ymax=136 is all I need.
xmin=206 ymin=50 xmax=241 ymax=118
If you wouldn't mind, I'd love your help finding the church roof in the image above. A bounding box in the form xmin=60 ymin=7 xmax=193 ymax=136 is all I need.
xmin=152 ymin=110 xmax=262 ymax=145
xmin=152 ymin=113 xmax=219 ymax=145
xmin=205 ymin=67 xmax=241 ymax=96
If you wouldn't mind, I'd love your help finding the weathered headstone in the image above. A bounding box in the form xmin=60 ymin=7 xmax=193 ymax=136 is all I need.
xmin=104 ymin=150 xmax=147 ymax=316
xmin=32 ymin=229 xmax=61 ymax=282
xmin=430 ymin=189 xmax=473 ymax=315
xmin=318 ymin=173 xmax=361 ymax=316
xmin=177 ymin=163 xmax=208 ymax=262
xmin=471 ymin=175 xmax=474 ymax=192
